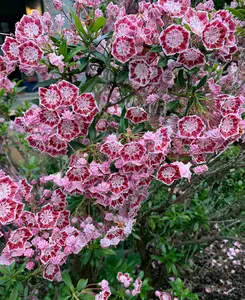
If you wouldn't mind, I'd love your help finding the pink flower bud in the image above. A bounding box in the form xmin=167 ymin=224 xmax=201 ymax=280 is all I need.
xmin=26 ymin=261 xmax=35 ymax=270
xmin=53 ymin=0 xmax=63 ymax=10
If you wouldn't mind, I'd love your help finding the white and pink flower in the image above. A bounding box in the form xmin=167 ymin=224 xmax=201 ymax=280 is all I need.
xmin=219 ymin=114 xmax=241 ymax=140
xmin=157 ymin=163 xmax=181 ymax=185
xmin=178 ymin=115 xmax=206 ymax=139
xmin=177 ymin=48 xmax=205 ymax=70
xmin=125 ymin=107 xmax=148 ymax=124
xmin=160 ymin=25 xmax=190 ymax=55
xmin=112 ymin=36 xmax=137 ymax=63
xmin=129 ymin=59 xmax=151 ymax=86
xmin=202 ymin=19 xmax=228 ymax=50
xmin=18 ymin=41 xmax=43 ymax=66
xmin=39 ymin=85 xmax=62 ymax=111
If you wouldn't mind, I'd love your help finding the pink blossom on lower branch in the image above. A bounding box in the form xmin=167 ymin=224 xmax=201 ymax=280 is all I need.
xmin=95 ymin=280 xmax=111 ymax=299
xmin=117 ymin=272 xmax=133 ymax=288
xmin=155 ymin=291 xmax=172 ymax=300
xmin=132 ymin=278 xmax=142 ymax=296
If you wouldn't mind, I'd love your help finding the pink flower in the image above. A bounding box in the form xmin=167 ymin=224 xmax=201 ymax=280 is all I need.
xmin=112 ymin=36 xmax=137 ymax=63
xmin=125 ymin=107 xmax=148 ymax=124
xmin=18 ymin=41 xmax=43 ymax=66
xmin=202 ymin=20 xmax=228 ymax=50
xmin=48 ymin=53 xmax=64 ymax=73
xmin=196 ymin=0 xmax=214 ymax=11
xmin=24 ymin=248 xmax=34 ymax=258
xmin=177 ymin=48 xmax=205 ymax=70
xmin=117 ymin=272 xmax=133 ymax=288
xmin=159 ymin=0 xmax=189 ymax=17
xmin=160 ymin=25 xmax=190 ymax=55
xmin=219 ymin=114 xmax=241 ymax=140
xmin=53 ymin=0 xmax=63 ymax=10
xmin=183 ymin=8 xmax=209 ymax=36
xmin=26 ymin=261 xmax=35 ymax=270
xmin=157 ymin=163 xmax=181 ymax=185
xmin=155 ymin=291 xmax=171 ymax=300
xmin=55 ymin=14 xmax=65 ymax=30
xmin=129 ymin=59 xmax=151 ymax=87
xmin=132 ymin=278 xmax=142 ymax=296
xmin=193 ymin=164 xmax=208 ymax=175
xmin=99 ymin=279 xmax=110 ymax=290
xmin=173 ymin=162 xmax=192 ymax=182
xmin=2 ymin=37 xmax=19 ymax=61
xmin=178 ymin=115 xmax=206 ymax=139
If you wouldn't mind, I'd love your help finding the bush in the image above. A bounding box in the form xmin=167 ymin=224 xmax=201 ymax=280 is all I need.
xmin=0 ymin=0 xmax=245 ymax=299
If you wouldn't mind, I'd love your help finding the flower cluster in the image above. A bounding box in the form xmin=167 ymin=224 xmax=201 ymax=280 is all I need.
xmin=0 ymin=169 xmax=135 ymax=281
xmin=117 ymin=272 xmax=142 ymax=296
xmin=95 ymin=273 xmax=142 ymax=299
xmin=15 ymin=81 xmax=99 ymax=156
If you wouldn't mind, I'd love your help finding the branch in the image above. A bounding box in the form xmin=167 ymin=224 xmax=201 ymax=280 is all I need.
xmin=173 ymin=235 xmax=245 ymax=248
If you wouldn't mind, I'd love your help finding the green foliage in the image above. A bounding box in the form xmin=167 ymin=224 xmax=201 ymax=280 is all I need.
xmin=170 ymin=278 xmax=199 ymax=300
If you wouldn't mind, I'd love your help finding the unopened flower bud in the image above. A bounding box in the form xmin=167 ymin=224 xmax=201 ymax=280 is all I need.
xmin=53 ymin=0 xmax=63 ymax=11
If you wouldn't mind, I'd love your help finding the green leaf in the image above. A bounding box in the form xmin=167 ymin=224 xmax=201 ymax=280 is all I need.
xmin=193 ymin=222 xmax=199 ymax=232
xmin=185 ymin=98 xmax=193 ymax=115
xmin=97 ymin=77 xmax=108 ymax=84
xmin=94 ymin=131 xmax=108 ymax=142
xmin=24 ymin=286 xmax=29 ymax=298
xmin=116 ymin=70 xmax=128 ymax=83
xmin=80 ymin=294 xmax=95 ymax=300
xmin=59 ymin=40 xmax=67 ymax=56
xmin=62 ymin=271 xmax=74 ymax=292
xmin=99 ymin=249 xmax=116 ymax=256
xmin=0 ymin=89 xmax=5 ymax=97
xmin=158 ymin=57 xmax=168 ymax=68
xmin=78 ymin=56 xmax=89 ymax=71
xmin=90 ymin=17 xmax=106 ymax=33
xmin=0 ymin=276 xmax=9 ymax=285
xmin=132 ymin=123 xmax=145 ymax=133
xmin=70 ymin=10 xmax=88 ymax=38
xmin=88 ymin=122 xmax=96 ymax=142
xmin=91 ymin=50 xmax=107 ymax=64
xmin=77 ymin=279 xmax=88 ymax=291
xmin=184 ymin=24 xmax=191 ymax=31
xmin=188 ymin=293 xmax=199 ymax=300
xmin=65 ymin=46 xmax=86 ymax=62
xmin=149 ymin=45 xmax=162 ymax=53
xmin=119 ymin=106 xmax=128 ymax=133
xmin=167 ymin=100 xmax=179 ymax=112
xmin=174 ymin=278 xmax=183 ymax=290
xmin=50 ymin=36 xmax=60 ymax=45
xmin=0 ymin=266 xmax=10 ymax=275
xmin=9 ymin=287 xmax=19 ymax=300
xmin=172 ymin=264 xmax=178 ymax=276
xmin=132 ymin=233 xmax=141 ymax=240
xmin=227 ymin=8 xmax=245 ymax=20
xmin=82 ymin=251 xmax=92 ymax=265
xmin=196 ymin=75 xmax=207 ymax=90
xmin=93 ymin=31 xmax=113 ymax=46
xmin=79 ymin=77 xmax=98 ymax=93
xmin=178 ymin=69 xmax=185 ymax=86
xmin=238 ymin=9 xmax=245 ymax=15
xmin=35 ymin=78 xmax=59 ymax=88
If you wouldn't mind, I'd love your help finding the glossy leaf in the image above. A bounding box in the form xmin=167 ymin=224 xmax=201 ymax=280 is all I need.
xmin=35 ymin=78 xmax=59 ymax=88
xmin=59 ymin=40 xmax=67 ymax=56
xmin=90 ymin=17 xmax=106 ymax=33
xmin=62 ymin=270 xmax=74 ymax=292
xmin=65 ymin=46 xmax=86 ymax=62
xmin=196 ymin=75 xmax=207 ymax=90
xmin=150 ymin=45 xmax=163 ymax=53
xmin=77 ymin=279 xmax=88 ymax=291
